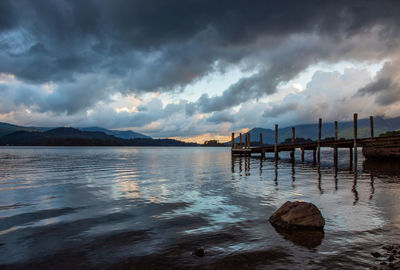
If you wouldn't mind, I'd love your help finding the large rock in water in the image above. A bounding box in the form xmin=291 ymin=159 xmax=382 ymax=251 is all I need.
xmin=269 ymin=201 xmax=325 ymax=230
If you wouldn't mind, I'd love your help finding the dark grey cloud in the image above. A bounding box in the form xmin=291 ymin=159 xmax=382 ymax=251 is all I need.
xmin=207 ymin=111 xmax=234 ymax=124
xmin=1 ymin=0 xmax=400 ymax=130
xmin=356 ymin=60 xmax=400 ymax=106
xmin=263 ymin=102 xmax=298 ymax=118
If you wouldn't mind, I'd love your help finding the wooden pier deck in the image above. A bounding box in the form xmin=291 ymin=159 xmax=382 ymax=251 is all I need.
xmin=231 ymin=114 xmax=400 ymax=168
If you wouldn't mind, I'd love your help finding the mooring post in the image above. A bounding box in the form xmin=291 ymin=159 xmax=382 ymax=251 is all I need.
xmin=239 ymin=133 xmax=242 ymax=148
xmin=334 ymin=121 xmax=338 ymax=166
xmin=231 ymin=132 xmax=234 ymax=149
xmin=301 ymin=148 xmax=305 ymax=162
xmin=259 ymin=133 xmax=263 ymax=147
xmin=353 ymin=113 xmax=358 ymax=172
xmin=248 ymin=133 xmax=251 ymax=148
xmin=318 ymin=118 xmax=322 ymax=164
xmin=274 ymin=124 xmax=278 ymax=161
xmin=290 ymin=127 xmax=295 ymax=161
xmin=370 ymin=116 xmax=374 ymax=138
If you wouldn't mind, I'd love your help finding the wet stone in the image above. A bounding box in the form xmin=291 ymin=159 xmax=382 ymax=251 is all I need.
xmin=193 ymin=247 xmax=205 ymax=257
xmin=269 ymin=201 xmax=325 ymax=230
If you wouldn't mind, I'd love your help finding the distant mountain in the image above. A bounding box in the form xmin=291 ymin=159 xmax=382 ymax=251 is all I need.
xmin=232 ymin=116 xmax=400 ymax=145
xmin=0 ymin=122 xmax=42 ymax=137
xmin=80 ymin=127 xmax=150 ymax=139
xmin=0 ymin=127 xmax=197 ymax=146
xmin=0 ymin=122 xmax=150 ymax=140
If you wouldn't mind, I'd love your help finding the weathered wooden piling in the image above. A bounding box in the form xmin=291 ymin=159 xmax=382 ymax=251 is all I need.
xmin=231 ymin=112 xmax=399 ymax=164
xmin=274 ymin=124 xmax=278 ymax=160
xmin=334 ymin=121 xmax=338 ymax=166
xmin=290 ymin=127 xmax=295 ymax=160
xmin=317 ymin=118 xmax=322 ymax=163
xmin=370 ymin=116 xmax=374 ymax=138
xmin=353 ymin=113 xmax=358 ymax=171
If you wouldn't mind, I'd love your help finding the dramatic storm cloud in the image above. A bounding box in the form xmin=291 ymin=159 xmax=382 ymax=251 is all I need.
xmin=1 ymin=0 xmax=400 ymax=141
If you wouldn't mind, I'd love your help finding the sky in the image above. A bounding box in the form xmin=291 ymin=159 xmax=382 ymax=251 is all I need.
xmin=1 ymin=1 xmax=400 ymax=143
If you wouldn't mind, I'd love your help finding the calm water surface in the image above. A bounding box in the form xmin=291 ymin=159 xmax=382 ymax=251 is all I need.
xmin=0 ymin=146 xmax=400 ymax=269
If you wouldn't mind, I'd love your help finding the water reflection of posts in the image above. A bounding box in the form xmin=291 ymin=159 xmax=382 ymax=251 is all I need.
xmin=317 ymin=166 xmax=323 ymax=194
xmin=259 ymin=156 xmax=263 ymax=176
xmin=369 ymin=174 xmax=375 ymax=200
xmin=239 ymin=155 xmax=242 ymax=173
xmin=291 ymin=162 xmax=295 ymax=187
xmin=274 ymin=161 xmax=278 ymax=187
xmin=231 ymin=154 xmax=235 ymax=173
xmin=334 ymin=166 xmax=338 ymax=191
xmin=245 ymin=156 xmax=250 ymax=175
xmin=352 ymin=172 xmax=359 ymax=205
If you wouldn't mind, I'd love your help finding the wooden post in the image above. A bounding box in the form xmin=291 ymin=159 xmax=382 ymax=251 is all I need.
xmin=353 ymin=113 xmax=358 ymax=171
xmin=318 ymin=118 xmax=322 ymax=164
xmin=301 ymin=148 xmax=305 ymax=162
xmin=259 ymin=133 xmax=263 ymax=146
xmin=239 ymin=133 xmax=242 ymax=148
xmin=231 ymin=132 xmax=234 ymax=148
xmin=247 ymin=133 xmax=251 ymax=148
xmin=334 ymin=121 xmax=338 ymax=166
xmin=290 ymin=127 xmax=295 ymax=161
xmin=370 ymin=116 xmax=374 ymax=138
xmin=274 ymin=124 xmax=278 ymax=161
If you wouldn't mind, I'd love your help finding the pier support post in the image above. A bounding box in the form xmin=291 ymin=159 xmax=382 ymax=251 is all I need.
xmin=334 ymin=121 xmax=338 ymax=166
xmin=353 ymin=113 xmax=358 ymax=172
xmin=231 ymin=132 xmax=234 ymax=149
xmin=318 ymin=118 xmax=322 ymax=164
xmin=290 ymin=127 xmax=295 ymax=161
xmin=248 ymin=133 xmax=251 ymax=148
xmin=259 ymin=133 xmax=263 ymax=147
xmin=239 ymin=133 xmax=242 ymax=148
xmin=301 ymin=148 xmax=305 ymax=162
xmin=274 ymin=124 xmax=278 ymax=161
xmin=370 ymin=116 xmax=374 ymax=138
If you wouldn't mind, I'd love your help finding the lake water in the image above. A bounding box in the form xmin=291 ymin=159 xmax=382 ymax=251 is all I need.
xmin=0 ymin=146 xmax=400 ymax=269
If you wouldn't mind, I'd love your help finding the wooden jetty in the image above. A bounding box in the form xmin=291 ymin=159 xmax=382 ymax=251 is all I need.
xmin=231 ymin=114 xmax=400 ymax=168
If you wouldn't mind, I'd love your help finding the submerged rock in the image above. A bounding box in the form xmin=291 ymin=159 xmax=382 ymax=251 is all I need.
xmin=269 ymin=201 xmax=325 ymax=230
xmin=193 ymin=247 xmax=205 ymax=257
